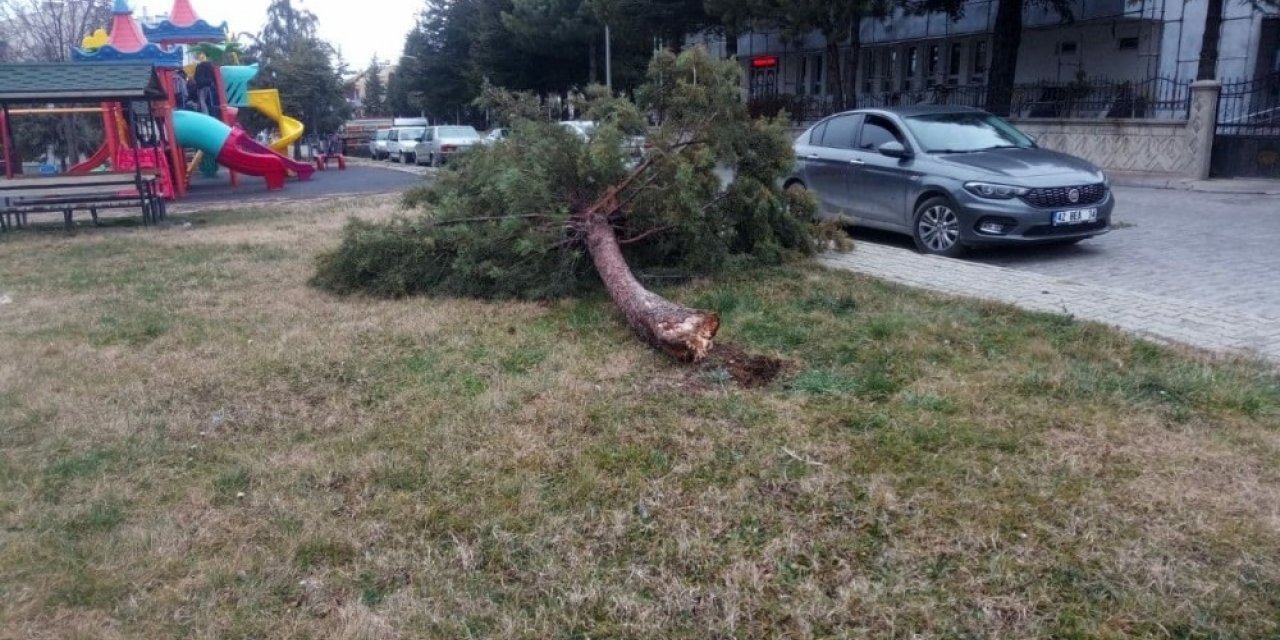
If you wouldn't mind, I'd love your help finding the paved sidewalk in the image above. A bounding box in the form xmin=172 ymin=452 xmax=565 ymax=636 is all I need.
xmin=1111 ymin=173 xmax=1280 ymax=195
xmin=820 ymin=243 xmax=1280 ymax=364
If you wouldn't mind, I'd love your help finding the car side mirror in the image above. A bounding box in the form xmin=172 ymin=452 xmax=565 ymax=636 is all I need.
xmin=878 ymin=141 xmax=912 ymax=159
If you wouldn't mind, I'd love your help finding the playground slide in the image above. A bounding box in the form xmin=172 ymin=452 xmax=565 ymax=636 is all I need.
xmin=68 ymin=143 xmax=112 ymax=174
xmin=247 ymin=89 xmax=304 ymax=155
xmin=172 ymin=110 xmax=314 ymax=190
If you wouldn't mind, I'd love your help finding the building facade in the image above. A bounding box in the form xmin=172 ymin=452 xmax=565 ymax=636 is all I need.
xmin=694 ymin=0 xmax=1279 ymax=115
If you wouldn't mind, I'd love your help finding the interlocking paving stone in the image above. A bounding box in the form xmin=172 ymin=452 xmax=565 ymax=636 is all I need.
xmin=819 ymin=242 xmax=1280 ymax=364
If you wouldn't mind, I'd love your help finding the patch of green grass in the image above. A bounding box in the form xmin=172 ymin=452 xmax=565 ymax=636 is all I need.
xmin=212 ymin=466 xmax=251 ymax=503
xmin=63 ymin=498 xmax=125 ymax=537
xmin=90 ymin=308 xmax=172 ymax=346
xmin=40 ymin=447 xmax=119 ymax=502
xmin=294 ymin=538 xmax=357 ymax=570
xmin=789 ymin=368 xmax=859 ymax=395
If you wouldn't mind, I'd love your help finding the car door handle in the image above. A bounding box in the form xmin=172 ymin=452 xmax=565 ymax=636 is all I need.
xmin=849 ymin=158 xmax=865 ymax=165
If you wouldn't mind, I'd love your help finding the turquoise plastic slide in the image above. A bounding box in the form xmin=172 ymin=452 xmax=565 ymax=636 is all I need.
xmin=171 ymin=110 xmax=314 ymax=189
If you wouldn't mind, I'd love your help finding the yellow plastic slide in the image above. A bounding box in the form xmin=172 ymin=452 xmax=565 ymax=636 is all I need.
xmin=246 ymin=89 xmax=304 ymax=155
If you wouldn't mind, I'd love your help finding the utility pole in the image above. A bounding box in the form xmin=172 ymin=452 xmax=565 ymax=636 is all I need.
xmin=605 ymin=24 xmax=612 ymax=92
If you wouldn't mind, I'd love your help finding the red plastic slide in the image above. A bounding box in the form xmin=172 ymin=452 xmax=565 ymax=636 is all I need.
xmin=67 ymin=143 xmax=112 ymax=175
xmin=214 ymin=128 xmax=315 ymax=191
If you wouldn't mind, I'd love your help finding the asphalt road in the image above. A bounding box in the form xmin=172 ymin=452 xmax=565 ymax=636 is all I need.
xmin=180 ymin=165 xmax=423 ymax=206
xmin=852 ymin=185 xmax=1280 ymax=320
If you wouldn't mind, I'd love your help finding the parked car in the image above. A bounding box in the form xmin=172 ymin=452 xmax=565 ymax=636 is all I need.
xmin=481 ymin=128 xmax=508 ymax=144
xmin=369 ymin=129 xmax=391 ymax=160
xmin=787 ymin=106 xmax=1113 ymax=257
xmin=387 ymin=127 xmax=426 ymax=164
xmin=559 ymin=120 xmax=647 ymax=164
xmin=413 ymin=125 xmax=482 ymax=167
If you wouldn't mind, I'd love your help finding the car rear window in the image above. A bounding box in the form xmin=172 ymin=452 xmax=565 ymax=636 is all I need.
xmin=439 ymin=126 xmax=479 ymax=138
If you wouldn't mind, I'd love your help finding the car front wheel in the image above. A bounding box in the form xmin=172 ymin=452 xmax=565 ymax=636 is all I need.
xmin=912 ymin=196 xmax=966 ymax=258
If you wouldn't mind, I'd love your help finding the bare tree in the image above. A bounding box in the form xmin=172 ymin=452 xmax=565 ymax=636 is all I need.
xmin=0 ymin=0 xmax=112 ymax=166
xmin=0 ymin=0 xmax=112 ymax=62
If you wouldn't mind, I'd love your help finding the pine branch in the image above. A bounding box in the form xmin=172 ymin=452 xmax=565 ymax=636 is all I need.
xmin=619 ymin=225 xmax=675 ymax=245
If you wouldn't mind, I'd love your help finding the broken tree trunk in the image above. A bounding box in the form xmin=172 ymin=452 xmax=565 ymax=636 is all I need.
xmin=580 ymin=181 xmax=720 ymax=363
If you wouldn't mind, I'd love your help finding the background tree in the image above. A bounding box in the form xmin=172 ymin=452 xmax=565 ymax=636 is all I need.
xmin=362 ymin=58 xmax=388 ymax=117
xmin=906 ymin=0 xmax=1072 ymax=114
xmin=758 ymin=0 xmax=888 ymax=110
xmin=313 ymin=49 xmax=843 ymax=361
xmin=247 ymin=0 xmax=351 ymax=134
xmin=0 ymin=0 xmax=112 ymax=167
xmin=1197 ymin=0 xmax=1280 ymax=80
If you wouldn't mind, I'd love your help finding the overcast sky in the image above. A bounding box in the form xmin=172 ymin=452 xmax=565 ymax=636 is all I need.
xmin=129 ymin=0 xmax=424 ymax=68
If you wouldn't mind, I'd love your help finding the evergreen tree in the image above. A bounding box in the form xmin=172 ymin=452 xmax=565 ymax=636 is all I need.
xmin=362 ymin=59 xmax=388 ymax=117
xmin=313 ymin=49 xmax=845 ymax=361
xmin=758 ymin=0 xmax=889 ymax=110
xmin=248 ymin=0 xmax=351 ymax=133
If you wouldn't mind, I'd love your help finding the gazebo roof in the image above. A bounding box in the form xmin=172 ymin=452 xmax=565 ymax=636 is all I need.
xmin=0 ymin=63 xmax=167 ymax=104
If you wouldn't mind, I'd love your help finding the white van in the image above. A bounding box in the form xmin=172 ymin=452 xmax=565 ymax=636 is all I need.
xmin=369 ymin=129 xmax=391 ymax=160
xmin=387 ymin=127 xmax=426 ymax=164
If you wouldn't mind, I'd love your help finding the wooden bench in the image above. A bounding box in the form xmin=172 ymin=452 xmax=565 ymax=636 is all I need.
xmin=0 ymin=171 xmax=164 ymax=232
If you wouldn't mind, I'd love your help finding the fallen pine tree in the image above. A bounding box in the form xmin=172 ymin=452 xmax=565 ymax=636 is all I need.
xmin=312 ymin=48 xmax=849 ymax=362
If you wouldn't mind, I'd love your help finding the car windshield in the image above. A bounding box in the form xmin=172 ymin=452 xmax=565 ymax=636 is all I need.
xmin=439 ymin=126 xmax=479 ymax=139
xmin=903 ymin=112 xmax=1035 ymax=153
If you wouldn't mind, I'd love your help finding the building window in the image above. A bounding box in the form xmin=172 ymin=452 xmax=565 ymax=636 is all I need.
xmin=1057 ymin=41 xmax=1078 ymax=55
xmin=928 ymin=45 xmax=940 ymax=76
xmin=905 ymin=47 xmax=918 ymax=78
xmin=1118 ymin=37 xmax=1139 ymax=50
xmin=811 ymin=54 xmax=824 ymax=95
xmin=974 ymin=41 xmax=988 ymax=75
xmin=883 ymin=49 xmax=896 ymax=92
xmin=797 ymin=56 xmax=807 ymax=95
xmin=863 ymin=52 xmax=876 ymax=93
xmin=949 ymin=42 xmax=962 ymax=77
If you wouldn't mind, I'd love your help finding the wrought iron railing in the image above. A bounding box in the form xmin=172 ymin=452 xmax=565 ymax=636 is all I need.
xmin=1216 ymin=72 xmax=1280 ymax=136
xmin=751 ymin=76 xmax=1193 ymax=123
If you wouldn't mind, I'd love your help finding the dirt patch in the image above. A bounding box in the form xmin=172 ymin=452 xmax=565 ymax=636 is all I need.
xmin=702 ymin=342 xmax=790 ymax=388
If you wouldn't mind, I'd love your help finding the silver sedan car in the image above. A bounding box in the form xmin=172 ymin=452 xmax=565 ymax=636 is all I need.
xmin=787 ymin=106 xmax=1113 ymax=257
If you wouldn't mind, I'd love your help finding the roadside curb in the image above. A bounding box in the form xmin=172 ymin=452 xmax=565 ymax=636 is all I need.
xmin=1111 ymin=173 xmax=1280 ymax=195
xmin=820 ymin=244 xmax=1280 ymax=365
xmin=345 ymin=157 xmax=434 ymax=177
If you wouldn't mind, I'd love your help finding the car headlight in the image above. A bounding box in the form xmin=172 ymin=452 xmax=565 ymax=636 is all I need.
xmin=964 ymin=182 xmax=1030 ymax=199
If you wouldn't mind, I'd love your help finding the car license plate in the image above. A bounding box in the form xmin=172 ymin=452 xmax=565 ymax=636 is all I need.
xmin=1053 ymin=207 xmax=1098 ymax=226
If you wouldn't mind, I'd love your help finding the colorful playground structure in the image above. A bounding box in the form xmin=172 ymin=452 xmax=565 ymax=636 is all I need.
xmin=2 ymin=0 xmax=337 ymax=202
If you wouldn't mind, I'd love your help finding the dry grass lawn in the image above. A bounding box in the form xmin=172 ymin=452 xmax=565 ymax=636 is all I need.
xmin=1 ymin=196 xmax=1279 ymax=639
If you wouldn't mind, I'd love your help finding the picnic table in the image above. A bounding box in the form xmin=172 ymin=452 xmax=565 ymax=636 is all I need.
xmin=0 ymin=171 xmax=164 ymax=232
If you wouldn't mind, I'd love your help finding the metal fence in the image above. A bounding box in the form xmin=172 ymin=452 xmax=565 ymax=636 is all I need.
xmin=1211 ymin=72 xmax=1280 ymax=178
xmin=751 ymin=76 xmax=1193 ymax=123
xmin=1215 ymin=72 xmax=1280 ymax=136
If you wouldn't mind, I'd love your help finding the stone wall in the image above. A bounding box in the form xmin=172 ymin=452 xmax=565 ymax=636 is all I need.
xmin=1010 ymin=118 xmax=1196 ymax=176
xmin=1011 ymin=80 xmax=1219 ymax=180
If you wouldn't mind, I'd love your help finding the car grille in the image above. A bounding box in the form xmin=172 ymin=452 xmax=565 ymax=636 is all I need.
xmin=1020 ymin=183 xmax=1107 ymax=208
